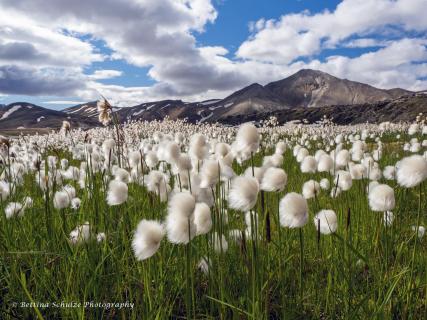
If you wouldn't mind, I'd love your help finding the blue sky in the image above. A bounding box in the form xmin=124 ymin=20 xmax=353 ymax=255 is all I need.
xmin=0 ymin=0 xmax=426 ymax=109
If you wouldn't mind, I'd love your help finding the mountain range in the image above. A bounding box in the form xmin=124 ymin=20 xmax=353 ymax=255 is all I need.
xmin=0 ymin=69 xmax=425 ymax=134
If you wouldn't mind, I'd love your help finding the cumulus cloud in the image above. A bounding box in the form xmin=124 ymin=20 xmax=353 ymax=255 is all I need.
xmin=0 ymin=0 xmax=426 ymax=104
xmin=237 ymin=0 xmax=427 ymax=64
xmin=0 ymin=65 xmax=83 ymax=95
xmin=89 ymin=70 xmax=123 ymax=80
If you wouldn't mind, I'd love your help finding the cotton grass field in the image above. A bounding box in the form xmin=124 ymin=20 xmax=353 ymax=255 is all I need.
xmin=1 ymin=102 xmax=427 ymax=319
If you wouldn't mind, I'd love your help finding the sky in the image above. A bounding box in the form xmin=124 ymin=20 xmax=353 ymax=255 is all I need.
xmin=0 ymin=0 xmax=426 ymax=110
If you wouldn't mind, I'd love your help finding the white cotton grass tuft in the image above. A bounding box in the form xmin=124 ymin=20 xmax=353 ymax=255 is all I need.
xmin=199 ymin=160 xmax=220 ymax=188
xmin=106 ymin=180 xmax=128 ymax=206
xmin=335 ymin=149 xmax=350 ymax=168
xmin=194 ymin=202 xmax=212 ymax=235
xmin=300 ymin=156 xmax=317 ymax=173
xmin=96 ymin=232 xmax=106 ymax=243
xmin=396 ymin=155 xmax=427 ymax=188
xmin=0 ymin=180 xmax=10 ymax=200
xmin=275 ymin=141 xmax=287 ymax=155
xmin=189 ymin=133 xmax=208 ymax=161
xmin=296 ymin=148 xmax=309 ymax=163
xmin=313 ymin=210 xmax=338 ymax=235
xmin=53 ymin=191 xmax=70 ymax=209
xmin=71 ymin=198 xmax=81 ymax=210
xmin=302 ymin=180 xmax=320 ymax=199
xmin=69 ymin=222 xmax=91 ymax=245
xmin=165 ymin=192 xmax=197 ymax=244
xmin=5 ymin=202 xmax=24 ymax=219
xmin=330 ymin=186 xmax=342 ymax=198
xmin=62 ymin=185 xmax=76 ymax=200
xmin=145 ymin=151 xmax=159 ymax=169
xmin=319 ymin=178 xmax=330 ymax=190
xmin=412 ymin=225 xmax=425 ymax=239
xmin=114 ymin=168 xmax=130 ymax=183
xmin=260 ymin=167 xmax=287 ymax=192
xmin=128 ymin=151 xmax=142 ymax=168
xmin=334 ymin=170 xmax=352 ymax=191
xmin=383 ymin=211 xmax=394 ymax=227
xmin=234 ymin=122 xmax=260 ymax=155
xmin=213 ymin=232 xmax=228 ymax=253
xmin=244 ymin=166 xmax=265 ymax=183
xmin=368 ymin=184 xmax=395 ymax=212
xmin=279 ymin=192 xmax=308 ymax=228
xmin=349 ymin=164 xmax=366 ymax=180
xmin=317 ymin=154 xmax=333 ymax=172
xmin=132 ymin=219 xmax=165 ymax=261
xmin=383 ymin=166 xmax=396 ymax=180
xmin=198 ymin=256 xmax=211 ymax=275
xmin=228 ymin=176 xmax=259 ymax=212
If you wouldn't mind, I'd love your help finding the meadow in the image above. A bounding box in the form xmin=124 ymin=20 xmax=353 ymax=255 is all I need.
xmin=1 ymin=105 xmax=426 ymax=319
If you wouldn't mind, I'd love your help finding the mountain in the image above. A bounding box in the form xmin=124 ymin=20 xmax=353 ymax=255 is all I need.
xmin=0 ymin=69 xmax=424 ymax=134
xmin=219 ymin=93 xmax=427 ymax=125
xmin=265 ymin=69 xmax=410 ymax=108
xmin=0 ymin=102 xmax=98 ymax=134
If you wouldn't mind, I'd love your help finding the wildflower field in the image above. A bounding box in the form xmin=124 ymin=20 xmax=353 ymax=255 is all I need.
xmin=1 ymin=110 xmax=427 ymax=319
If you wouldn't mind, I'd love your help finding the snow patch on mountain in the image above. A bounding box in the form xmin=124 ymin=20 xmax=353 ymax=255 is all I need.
xmin=1 ymin=105 xmax=21 ymax=120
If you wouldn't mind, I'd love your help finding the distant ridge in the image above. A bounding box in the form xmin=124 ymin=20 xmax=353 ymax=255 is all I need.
xmin=0 ymin=69 xmax=424 ymax=133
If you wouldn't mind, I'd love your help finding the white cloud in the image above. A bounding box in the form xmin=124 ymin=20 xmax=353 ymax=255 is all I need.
xmin=0 ymin=0 xmax=426 ymax=104
xmin=89 ymin=70 xmax=123 ymax=80
xmin=343 ymin=38 xmax=390 ymax=48
xmin=237 ymin=0 xmax=427 ymax=64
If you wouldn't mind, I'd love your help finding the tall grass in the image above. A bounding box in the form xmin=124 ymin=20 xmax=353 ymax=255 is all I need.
xmin=0 ymin=126 xmax=426 ymax=319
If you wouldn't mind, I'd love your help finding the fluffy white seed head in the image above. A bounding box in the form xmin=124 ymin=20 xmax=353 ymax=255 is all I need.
xmin=114 ymin=168 xmax=130 ymax=183
xmin=383 ymin=166 xmax=396 ymax=180
xmin=368 ymin=184 xmax=395 ymax=212
xmin=69 ymin=222 xmax=91 ymax=245
xmin=319 ymin=178 xmax=330 ymax=190
xmin=412 ymin=225 xmax=425 ymax=239
xmin=244 ymin=166 xmax=265 ymax=184
xmin=106 ymin=180 xmax=128 ymax=206
xmin=296 ymin=148 xmax=309 ymax=163
xmin=396 ymin=155 xmax=427 ymax=188
xmin=260 ymin=167 xmax=287 ymax=192
xmin=279 ymin=193 xmax=308 ymax=228
xmin=313 ymin=210 xmax=338 ymax=234
xmin=128 ymin=151 xmax=142 ymax=168
xmin=301 ymin=156 xmax=317 ymax=173
xmin=53 ymin=191 xmax=70 ymax=209
xmin=228 ymin=176 xmax=259 ymax=212
xmin=213 ymin=232 xmax=228 ymax=253
xmin=132 ymin=220 xmax=165 ymax=260
xmin=5 ymin=202 xmax=24 ymax=219
xmin=71 ymin=198 xmax=81 ymax=210
xmin=194 ymin=202 xmax=212 ymax=235
xmin=234 ymin=122 xmax=260 ymax=155
xmin=145 ymin=151 xmax=159 ymax=169
xmin=275 ymin=141 xmax=287 ymax=155
xmin=334 ymin=170 xmax=353 ymax=191
xmin=200 ymin=160 xmax=220 ymax=188
xmin=302 ymin=180 xmax=320 ymax=199
xmin=0 ymin=181 xmax=10 ymax=201
xmin=350 ymin=164 xmax=366 ymax=180
xmin=165 ymin=192 xmax=197 ymax=244
xmin=317 ymin=154 xmax=333 ymax=172
xmin=335 ymin=149 xmax=350 ymax=168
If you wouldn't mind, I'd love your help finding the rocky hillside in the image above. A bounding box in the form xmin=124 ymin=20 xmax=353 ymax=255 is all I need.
xmin=0 ymin=70 xmax=424 ymax=134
